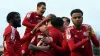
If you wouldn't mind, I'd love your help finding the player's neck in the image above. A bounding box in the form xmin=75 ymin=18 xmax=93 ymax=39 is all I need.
xmin=9 ymin=23 xmax=13 ymax=26
xmin=47 ymin=24 xmax=52 ymax=27
xmin=47 ymin=22 xmax=52 ymax=26
xmin=9 ymin=23 xmax=17 ymax=28
xmin=75 ymin=25 xmax=82 ymax=30
xmin=36 ymin=10 xmax=40 ymax=15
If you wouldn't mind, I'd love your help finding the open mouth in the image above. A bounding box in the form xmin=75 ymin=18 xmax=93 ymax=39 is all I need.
xmin=41 ymin=11 xmax=44 ymax=14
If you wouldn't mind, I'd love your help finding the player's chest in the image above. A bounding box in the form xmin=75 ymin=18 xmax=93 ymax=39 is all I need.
xmin=30 ymin=15 xmax=42 ymax=23
xmin=71 ymin=29 xmax=87 ymax=42
xmin=35 ymin=32 xmax=46 ymax=42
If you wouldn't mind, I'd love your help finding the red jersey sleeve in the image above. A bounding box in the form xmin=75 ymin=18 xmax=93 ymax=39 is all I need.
xmin=50 ymin=30 xmax=63 ymax=46
xmin=89 ymin=26 xmax=100 ymax=47
xmin=48 ymin=30 xmax=67 ymax=53
xmin=66 ymin=28 xmax=89 ymax=52
xmin=62 ymin=32 xmax=70 ymax=52
xmin=22 ymin=12 xmax=36 ymax=28
xmin=21 ymin=32 xmax=33 ymax=44
xmin=49 ymin=39 xmax=70 ymax=53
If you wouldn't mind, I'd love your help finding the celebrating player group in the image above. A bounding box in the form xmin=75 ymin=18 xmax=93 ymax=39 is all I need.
xmin=2 ymin=2 xmax=100 ymax=56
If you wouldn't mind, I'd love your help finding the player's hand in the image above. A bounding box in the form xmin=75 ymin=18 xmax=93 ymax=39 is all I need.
xmin=44 ymin=15 xmax=52 ymax=21
xmin=85 ymin=37 xmax=90 ymax=41
xmin=39 ymin=25 xmax=46 ymax=32
xmin=32 ymin=29 xmax=36 ymax=34
xmin=32 ymin=25 xmax=39 ymax=34
xmin=86 ymin=26 xmax=91 ymax=39
xmin=39 ymin=45 xmax=50 ymax=52
xmin=87 ymin=28 xmax=91 ymax=36
xmin=43 ymin=37 xmax=53 ymax=44
xmin=39 ymin=26 xmax=49 ymax=36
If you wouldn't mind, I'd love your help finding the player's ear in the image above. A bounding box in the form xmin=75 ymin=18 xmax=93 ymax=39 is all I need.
xmin=9 ymin=19 xmax=13 ymax=23
xmin=37 ymin=6 xmax=40 ymax=10
xmin=71 ymin=17 xmax=73 ymax=19
xmin=82 ymin=16 xmax=83 ymax=19
xmin=81 ymin=17 xmax=83 ymax=21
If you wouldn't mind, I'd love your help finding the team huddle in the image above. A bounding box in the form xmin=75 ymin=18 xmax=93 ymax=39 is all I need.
xmin=2 ymin=2 xmax=100 ymax=56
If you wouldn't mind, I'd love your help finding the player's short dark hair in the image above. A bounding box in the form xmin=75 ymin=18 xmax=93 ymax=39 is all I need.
xmin=49 ymin=14 xmax=56 ymax=20
xmin=62 ymin=17 xmax=70 ymax=23
xmin=70 ymin=9 xmax=83 ymax=16
xmin=51 ymin=17 xmax=64 ymax=28
xmin=6 ymin=12 xmax=20 ymax=23
xmin=37 ymin=2 xmax=46 ymax=7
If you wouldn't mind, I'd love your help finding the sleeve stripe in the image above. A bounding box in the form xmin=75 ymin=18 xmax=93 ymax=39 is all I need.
xmin=11 ymin=27 xmax=15 ymax=41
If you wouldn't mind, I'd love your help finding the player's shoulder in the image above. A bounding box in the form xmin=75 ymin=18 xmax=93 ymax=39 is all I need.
xmin=27 ymin=11 xmax=34 ymax=14
xmin=49 ymin=26 xmax=61 ymax=34
xmin=26 ymin=11 xmax=35 ymax=18
xmin=66 ymin=26 xmax=74 ymax=31
xmin=82 ymin=24 xmax=92 ymax=29
xmin=3 ymin=25 xmax=12 ymax=36
xmin=49 ymin=26 xmax=57 ymax=32
xmin=65 ymin=26 xmax=72 ymax=40
xmin=5 ymin=25 xmax=12 ymax=31
xmin=82 ymin=24 xmax=91 ymax=27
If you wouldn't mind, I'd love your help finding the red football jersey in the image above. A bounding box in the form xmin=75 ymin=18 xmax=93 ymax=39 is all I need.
xmin=22 ymin=12 xmax=44 ymax=34
xmin=30 ymin=26 xmax=63 ymax=56
xmin=30 ymin=31 xmax=49 ymax=56
xmin=65 ymin=24 xmax=100 ymax=56
xmin=3 ymin=24 xmax=22 ymax=56
xmin=21 ymin=11 xmax=44 ymax=56
xmin=49 ymin=28 xmax=70 ymax=56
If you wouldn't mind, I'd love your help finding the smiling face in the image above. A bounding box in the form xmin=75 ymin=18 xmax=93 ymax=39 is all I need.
xmin=37 ymin=4 xmax=46 ymax=15
xmin=63 ymin=18 xmax=70 ymax=27
xmin=71 ymin=13 xmax=83 ymax=28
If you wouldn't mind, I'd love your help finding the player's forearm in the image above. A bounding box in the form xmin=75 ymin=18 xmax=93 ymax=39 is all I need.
xmin=21 ymin=32 xmax=33 ymax=44
xmin=36 ymin=19 xmax=46 ymax=27
xmin=28 ymin=44 xmax=40 ymax=51
xmin=32 ymin=19 xmax=47 ymax=33
xmin=91 ymin=35 xmax=100 ymax=47
xmin=68 ymin=38 xmax=88 ymax=52
xmin=49 ymin=42 xmax=66 ymax=53
xmin=22 ymin=21 xmax=36 ymax=28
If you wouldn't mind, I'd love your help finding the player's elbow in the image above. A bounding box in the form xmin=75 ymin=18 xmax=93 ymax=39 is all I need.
xmin=94 ymin=42 xmax=100 ymax=47
xmin=28 ymin=44 xmax=33 ymax=50
xmin=93 ymin=40 xmax=100 ymax=47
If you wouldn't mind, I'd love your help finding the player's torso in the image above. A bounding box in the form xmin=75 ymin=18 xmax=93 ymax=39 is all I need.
xmin=29 ymin=12 xmax=43 ymax=24
xmin=70 ymin=24 xmax=93 ymax=56
xmin=3 ymin=25 xmax=20 ymax=43
xmin=3 ymin=25 xmax=21 ymax=55
xmin=25 ymin=12 xmax=44 ymax=34
xmin=30 ymin=31 xmax=52 ymax=56
xmin=48 ymin=27 xmax=61 ymax=43
xmin=31 ymin=32 xmax=47 ymax=46
xmin=71 ymin=25 xmax=88 ymax=43
xmin=48 ymin=27 xmax=64 ymax=56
